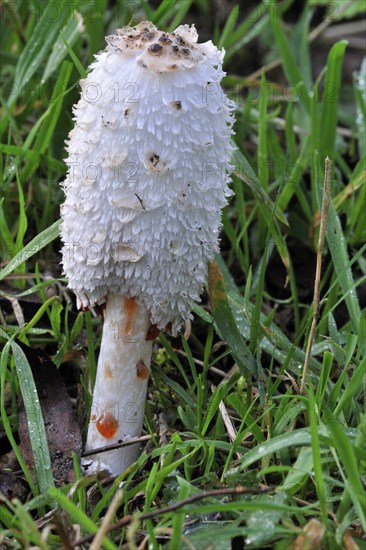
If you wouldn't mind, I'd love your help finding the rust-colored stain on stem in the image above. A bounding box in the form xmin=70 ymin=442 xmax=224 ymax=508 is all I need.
xmin=136 ymin=359 xmax=149 ymax=380
xmin=123 ymin=296 xmax=137 ymax=337
xmin=96 ymin=412 xmax=119 ymax=439
xmin=104 ymin=363 xmax=113 ymax=380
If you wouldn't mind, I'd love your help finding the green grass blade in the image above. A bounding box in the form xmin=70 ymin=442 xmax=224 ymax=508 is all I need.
xmin=19 ymin=296 xmax=61 ymax=337
xmin=35 ymin=61 xmax=73 ymax=153
xmin=277 ymin=136 xmax=310 ymax=212
xmin=0 ymin=219 xmax=61 ymax=281
xmin=232 ymin=148 xmax=287 ymax=226
xmin=294 ymin=4 xmax=312 ymax=89
xmin=285 ymin=103 xmax=297 ymax=162
xmin=168 ymin=1 xmax=194 ymax=31
xmin=308 ymin=390 xmax=329 ymax=524
xmin=218 ymin=5 xmax=239 ymax=49
xmin=0 ymin=198 xmax=16 ymax=260
xmin=316 ymin=351 xmax=333 ymax=408
xmin=225 ymin=4 xmax=272 ymax=61
xmin=47 ymin=487 xmax=118 ymax=549
xmin=14 ymin=174 xmax=28 ymax=250
xmin=208 ymin=260 xmax=258 ymax=379
xmin=269 ymin=0 xmax=310 ymax=112
xmin=42 ymin=12 xmax=84 ymax=82
xmin=325 ymin=201 xmax=361 ymax=333
xmin=152 ymin=364 xmax=195 ymax=408
xmin=258 ymin=71 xmax=269 ymax=191
xmin=150 ymin=0 xmax=176 ymax=24
xmin=216 ymin=258 xmax=321 ymax=375
xmin=282 ymin=447 xmax=313 ymax=495
xmin=10 ymin=341 xmax=54 ymax=495
xmin=7 ymin=0 xmax=71 ymax=107
xmin=232 ymin=148 xmax=290 ymax=270
xmin=326 ymin=415 xmax=366 ymax=530
xmin=79 ymin=0 xmax=107 ymax=63
xmin=237 ymin=428 xmax=312 ymax=470
xmin=333 ymin=356 xmax=366 ymax=417
xmin=0 ymin=144 xmax=65 ymax=174
xmin=0 ymin=334 xmax=37 ymax=496
xmin=319 ymin=40 xmax=348 ymax=162
xmin=354 ymin=57 xmax=366 ymax=158
xmin=202 ymin=384 xmax=228 ymax=436
xmin=249 ymin=232 xmax=271 ymax=355
xmin=61 ymin=35 xmax=87 ymax=78
xmin=170 ymin=479 xmax=192 ymax=548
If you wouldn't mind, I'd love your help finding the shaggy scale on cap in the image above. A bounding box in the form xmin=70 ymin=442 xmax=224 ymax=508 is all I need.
xmin=61 ymin=21 xmax=235 ymax=334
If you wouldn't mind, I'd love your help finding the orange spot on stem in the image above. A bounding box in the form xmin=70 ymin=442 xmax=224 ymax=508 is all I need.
xmin=96 ymin=412 xmax=119 ymax=439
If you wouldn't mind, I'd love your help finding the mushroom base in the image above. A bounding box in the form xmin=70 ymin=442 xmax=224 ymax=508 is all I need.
xmin=82 ymin=294 xmax=152 ymax=476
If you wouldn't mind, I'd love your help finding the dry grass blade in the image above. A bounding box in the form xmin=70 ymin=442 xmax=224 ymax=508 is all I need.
xmin=90 ymin=489 xmax=124 ymax=550
xmin=300 ymin=157 xmax=332 ymax=395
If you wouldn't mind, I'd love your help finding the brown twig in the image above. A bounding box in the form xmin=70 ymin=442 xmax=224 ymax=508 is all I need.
xmin=70 ymin=485 xmax=274 ymax=548
xmin=82 ymin=435 xmax=152 ymax=458
xmin=300 ymin=157 xmax=332 ymax=395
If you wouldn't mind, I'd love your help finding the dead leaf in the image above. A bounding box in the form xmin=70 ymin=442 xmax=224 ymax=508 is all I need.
xmin=343 ymin=530 xmax=360 ymax=550
xmin=290 ymin=518 xmax=326 ymax=549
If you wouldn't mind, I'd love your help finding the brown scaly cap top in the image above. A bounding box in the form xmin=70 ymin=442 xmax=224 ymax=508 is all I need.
xmin=105 ymin=21 xmax=217 ymax=72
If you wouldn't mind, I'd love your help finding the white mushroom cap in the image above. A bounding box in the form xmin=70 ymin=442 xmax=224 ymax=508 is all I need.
xmin=61 ymin=21 xmax=235 ymax=334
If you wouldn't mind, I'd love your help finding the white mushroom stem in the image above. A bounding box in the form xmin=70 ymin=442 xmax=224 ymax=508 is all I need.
xmin=83 ymin=295 xmax=152 ymax=476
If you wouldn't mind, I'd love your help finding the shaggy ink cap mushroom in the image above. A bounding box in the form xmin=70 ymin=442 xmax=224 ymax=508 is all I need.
xmin=60 ymin=21 xmax=235 ymax=475
xmin=61 ymin=21 xmax=235 ymax=336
